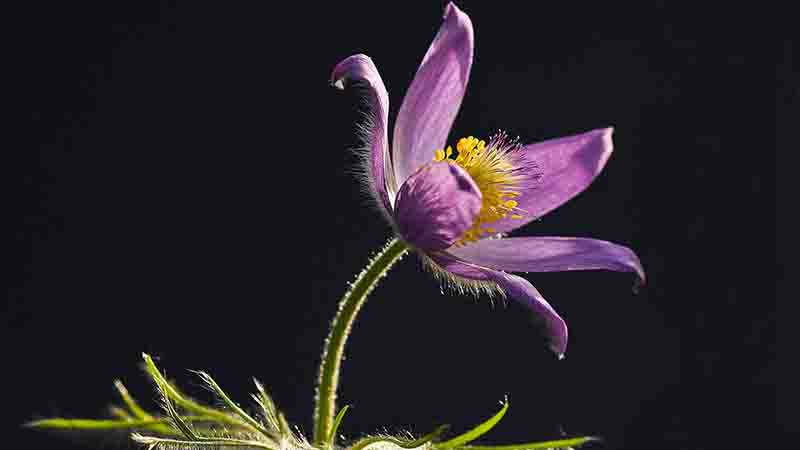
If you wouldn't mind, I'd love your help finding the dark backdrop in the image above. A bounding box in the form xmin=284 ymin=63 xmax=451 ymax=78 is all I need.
xmin=5 ymin=2 xmax=775 ymax=450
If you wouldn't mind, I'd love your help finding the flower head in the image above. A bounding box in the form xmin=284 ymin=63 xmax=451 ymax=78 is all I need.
xmin=331 ymin=3 xmax=644 ymax=358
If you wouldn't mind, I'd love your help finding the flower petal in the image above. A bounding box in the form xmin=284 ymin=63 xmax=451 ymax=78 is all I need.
xmin=331 ymin=54 xmax=396 ymax=214
xmin=489 ymin=128 xmax=615 ymax=234
xmin=392 ymin=2 xmax=474 ymax=186
xmin=395 ymin=161 xmax=482 ymax=252
xmin=428 ymin=253 xmax=568 ymax=358
xmin=449 ymin=236 xmax=645 ymax=284
xmin=492 ymin=272 xmax=569 ymax=359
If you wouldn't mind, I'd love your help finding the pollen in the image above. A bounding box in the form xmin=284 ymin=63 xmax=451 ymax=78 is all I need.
xmin=432 ymin=134 xmax=527 ymax=245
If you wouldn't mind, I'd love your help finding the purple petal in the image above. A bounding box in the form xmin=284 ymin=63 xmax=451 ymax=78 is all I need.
xmin=392 ymin=2 xmax=474 ymax=186
xmin=428 ymin=253 xmax=569 ymax=358
xmin=395 ymin=162 xmax=482 ymax=252
xmin=331 ymin=54 xmax=395 ymax=214
xmin=449 ymin=236 xmax=645 ymax=284
xmin=491 ymin=272 xmax=569 ymax=359
xmin=488 ymin=128 xmax=615 ymax=234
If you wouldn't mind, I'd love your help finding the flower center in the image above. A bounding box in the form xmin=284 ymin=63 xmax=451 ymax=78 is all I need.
xmin=432 ymin=134 xmax=525 ymax=245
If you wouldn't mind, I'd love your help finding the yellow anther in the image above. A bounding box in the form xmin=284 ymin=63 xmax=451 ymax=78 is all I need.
xmin=431 ymin=134 xmax=527 ymax=245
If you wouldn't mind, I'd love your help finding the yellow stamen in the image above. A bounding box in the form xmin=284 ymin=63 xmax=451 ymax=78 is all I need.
xmin=432 ymin=134 xmax=526 ymax=245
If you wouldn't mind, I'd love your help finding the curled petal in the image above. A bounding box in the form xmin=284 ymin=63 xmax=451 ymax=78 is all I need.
xmin=491 ymin=272 xmax=569 ymax=359
xmin=395 ymin=162 xmax=482 ymax=252
xmin=449 ymin=236 xmax=645 ymax=284
xmin=331 ymin=54 xmax=396 ymax=214
xmin=490 ymin=128 xmax=615 ymax=234
xmin=428 ymin=253 xmax=568 ymax=358
xmin=392 ymin=2 xmax=474 ymax=186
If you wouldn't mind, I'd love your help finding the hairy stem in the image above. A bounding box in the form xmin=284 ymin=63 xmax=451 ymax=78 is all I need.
xmin=313 ymin=237 xmax=409 ymax=447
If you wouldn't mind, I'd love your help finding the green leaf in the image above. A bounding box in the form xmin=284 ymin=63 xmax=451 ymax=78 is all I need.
xmin=27 ymin=418 xmax=162 ymax=431
xmin=327 ymin=404 xmax=350 ymax=446
xmin=108 ymin=406 xmax=134 ymax=420
xmin=413 ymin=425 xmax=451 ymax=446
xmin=459 ymin=436 xmax=600 ymax=450
xmin=436 ymin=400 xmax=509 ymax=450
xmin=277 ymin=411 xmax=293 ymax=438
xmin=253 ymin=379 xmax=280 ymax=431
xmin=195 ymin=370 xmax=274 ymax=439
xmin=161 ymin=392 xmax=199 ymax=440
xmin=132 ymin=433 xmax=277 ymax=449
xmin=113 ymin=379 xmax=151 ymax=420
xmin=112 ymin=379 xmax=177 ymax=435
xmin=26 ymin=415 xmax=223 ymax=435
xmin=141 ymin=353 xmax=257 ymax=433
xmin=156 ymin=393 xmax=280 ymax=450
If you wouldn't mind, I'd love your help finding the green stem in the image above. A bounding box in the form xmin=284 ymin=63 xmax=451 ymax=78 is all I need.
xmin=313 ymin=237 xmax=409 ymax=447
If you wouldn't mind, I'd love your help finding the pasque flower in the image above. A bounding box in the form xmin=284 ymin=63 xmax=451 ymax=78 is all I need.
xmin=27 ymin=6 xmax=642 ymax=450
xmin=331 ymin=3 xmax=644 ymax=358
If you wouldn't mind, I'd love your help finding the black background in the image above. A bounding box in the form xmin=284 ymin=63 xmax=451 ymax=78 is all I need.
xmin=5 ymin=2 xmax=776 ymax=450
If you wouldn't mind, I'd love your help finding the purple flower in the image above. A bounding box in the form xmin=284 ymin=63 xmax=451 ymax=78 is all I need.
xmin=331 ymin=3 xmax=644 ymax=358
